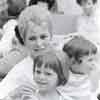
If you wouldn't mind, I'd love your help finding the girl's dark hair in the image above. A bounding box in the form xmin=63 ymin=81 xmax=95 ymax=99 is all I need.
xmin=63 ymin=36 xmax=97 ymax=64
xmin=29 ymin=0 xmax=55 ymax=10
xmin=15 ymin=26 xmax=24 ymax=45
xmin=33 ymin=51 xmax=67 ymax=86
xmin=76 ymin=0 xmax=97 ymax=6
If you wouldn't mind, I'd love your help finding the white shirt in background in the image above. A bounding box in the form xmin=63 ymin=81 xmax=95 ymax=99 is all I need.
xmin=77 ymin=14 xmax=100 ymax=33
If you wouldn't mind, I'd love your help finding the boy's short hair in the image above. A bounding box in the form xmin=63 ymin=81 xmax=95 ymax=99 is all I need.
xmin=7 ymin=0 xmax=27 ymax=17
xmin=33 ymin=50 xmax=69 ymax=86
xmin=76 ymin=0 xmax=97 ymax=6
xmin=17 ymin=5 xmax=52 ymax=44
xmin=29 ymin=0 xmax=55 ymax=10
xmin=63 ymin=36 xmax=97 ymax=63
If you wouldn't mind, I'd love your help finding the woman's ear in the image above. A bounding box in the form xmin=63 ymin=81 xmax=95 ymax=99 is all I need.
xmin=15 ymin=25 xmax=24 ymax=45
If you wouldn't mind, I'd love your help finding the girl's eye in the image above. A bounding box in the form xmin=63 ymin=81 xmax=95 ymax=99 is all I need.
xmin=29 ymin=36 xmax=36 ymax=41
xmin=36 ymin=70 xmax=41 ymax=74
xmin=40 ymin=35 xmax=48 ymax=40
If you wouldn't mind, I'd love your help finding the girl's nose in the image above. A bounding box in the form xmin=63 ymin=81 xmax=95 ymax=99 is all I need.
xmin=39 ymin=73 xmax=46 ymax=80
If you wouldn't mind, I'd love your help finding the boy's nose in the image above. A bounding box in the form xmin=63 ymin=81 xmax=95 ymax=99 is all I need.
xmin=87 ymin=1 xmax=92 ymax=5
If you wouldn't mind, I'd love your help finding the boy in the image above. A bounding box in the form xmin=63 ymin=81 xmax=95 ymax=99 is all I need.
xmin=76 ymin=0 xmax=100 ymax=33
xmin=60 ymin=36 xmax=98 ymax=100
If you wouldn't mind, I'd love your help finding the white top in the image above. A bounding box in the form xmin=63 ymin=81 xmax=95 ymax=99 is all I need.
xmin=4 ymin=80 xmax=73 ymax=100
xmin=58 ymin=71 xmax=98 ymax=100
xmin=0 ymin=19 xmax=17 ymax=57
xmin=77 ymin=14 xmax=100 ymax=33
xmin=0 ymin=56 xmax=33 ymax=99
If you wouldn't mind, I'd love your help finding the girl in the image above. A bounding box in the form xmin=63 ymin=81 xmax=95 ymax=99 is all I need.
xmin=2 ymin=50 xmax=70 ymax=100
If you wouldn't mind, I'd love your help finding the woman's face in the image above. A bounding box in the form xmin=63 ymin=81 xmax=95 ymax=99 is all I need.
xmin=25 ymin=22 xmax=51 ymax=56
xmin=34 ymin=63 xmax=58 ymax=93
xmin=81 ymin=0 xmax=96 ymax=16
xmin=37 ymin=1 xmax=48 ymax=10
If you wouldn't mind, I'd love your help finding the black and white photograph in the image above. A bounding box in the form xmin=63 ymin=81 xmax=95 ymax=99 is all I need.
xmin=0 ymin=0 xmax=100 ymax=100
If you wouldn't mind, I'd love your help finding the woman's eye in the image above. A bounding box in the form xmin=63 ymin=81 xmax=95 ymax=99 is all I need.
xmin=40 ymin=35 xmax=48 ymax=40
xmin=29 ymin=36 xmax=36 ymax=41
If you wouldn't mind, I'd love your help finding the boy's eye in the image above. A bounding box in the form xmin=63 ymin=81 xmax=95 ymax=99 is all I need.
xmin=45 ymin=72 xmax=51 ymax=76
xmin=88 ymin=58 xmax=93 ymax=62
xmin=40 ymin=35 xmax=48 ymax=40
xmin=29 ymin=36 xmax=37 ymax=41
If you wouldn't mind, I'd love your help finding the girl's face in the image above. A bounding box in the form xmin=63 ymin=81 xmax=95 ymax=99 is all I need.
xmin=25 ymin=22 xmax=51 ymax=56
xmin=71 ymin=54 xmax=96 ymax=74
xmin=34 ymin=63 xmax=58 ymax=93
xmin=81 ymin=0 xmax=96 ymax=16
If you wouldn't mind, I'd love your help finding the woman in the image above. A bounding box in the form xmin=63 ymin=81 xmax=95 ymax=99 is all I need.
xmin=0 ymin=5 xmax=68 ymax=99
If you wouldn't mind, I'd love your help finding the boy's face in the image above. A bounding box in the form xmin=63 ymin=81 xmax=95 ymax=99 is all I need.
xmin=25 ymin=21 xmax=51 ymax=56
xmin=37 ymin=1 xmax=48 ymax=10
xmin=71 ymin=54 xmax=96 ymax=74
xmin=81 ymin=0 xmax=96 ymax=16
xmin=34 ymin=63 xmax=58 ymax=93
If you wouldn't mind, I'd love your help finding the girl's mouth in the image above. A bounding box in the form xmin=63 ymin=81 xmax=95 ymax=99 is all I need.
xmin=36 ymin=81 xmax=47 ymax=85
xmin=34 ymin=48 xmax=45 ymax=52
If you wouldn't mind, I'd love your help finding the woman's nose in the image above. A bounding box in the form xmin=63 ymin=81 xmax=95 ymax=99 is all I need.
xmin=37 ymin=39 xmax=42 ymax=46
xmin=36 ymin=39 xmax=45 ymax=49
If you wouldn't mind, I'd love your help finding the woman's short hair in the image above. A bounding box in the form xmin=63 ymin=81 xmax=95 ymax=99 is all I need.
xmin=63 ymin=36 xmax=97 ymax=63
xmin=29 ymin=0 xmax=55 ymax=11
xmin=17 ymin=5 xmax=52 ymax=44
xmin=33 ymin=50 xmax=69 ymax=86
xmin=76 ymin=0 xmax=97 ymax=6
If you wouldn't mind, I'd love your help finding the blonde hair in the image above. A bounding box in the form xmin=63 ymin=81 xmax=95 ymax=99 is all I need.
xmin=18 ymin=5 xmax=52 ymax=43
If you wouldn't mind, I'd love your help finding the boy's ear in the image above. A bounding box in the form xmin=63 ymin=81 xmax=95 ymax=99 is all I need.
xmin=15 ymin=26 xmax=24 ymax=45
